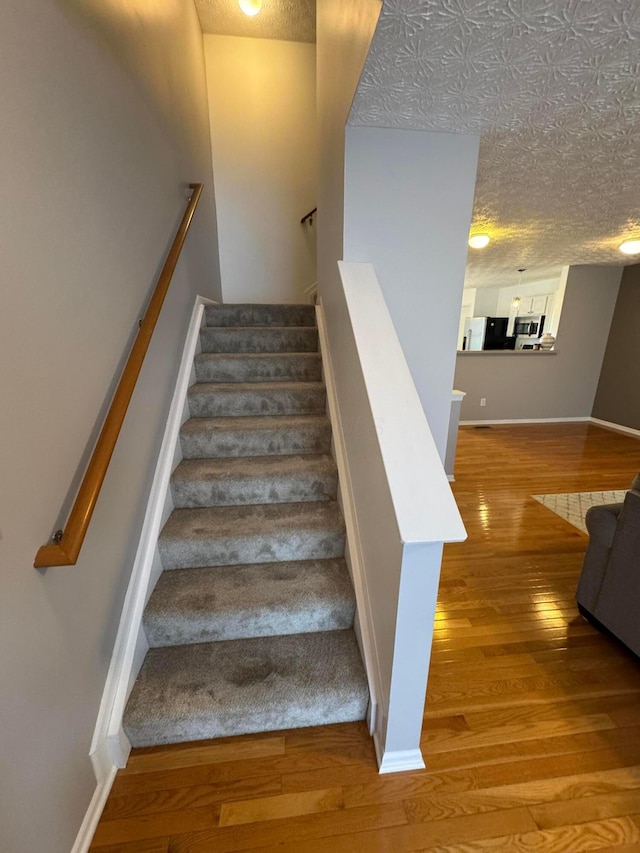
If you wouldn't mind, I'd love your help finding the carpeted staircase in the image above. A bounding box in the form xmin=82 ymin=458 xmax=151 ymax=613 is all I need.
xmin=123 ymin=304 xmax=369 ymax=747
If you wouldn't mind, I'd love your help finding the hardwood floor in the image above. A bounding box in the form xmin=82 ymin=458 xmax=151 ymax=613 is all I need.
xmin=91 ymin=423 xmax=640 ymax=852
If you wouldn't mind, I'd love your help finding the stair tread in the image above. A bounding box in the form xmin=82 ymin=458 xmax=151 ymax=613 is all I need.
xmin=195 ymin=352 xmax=321 ymax=361
xmin=171 ymin=454 xmax=337 ymax=507
xmin=189 ymin=380 xmax=324 ymax=393
xmin=179 ymin=415 xmax=332 ymax=460
xmin=205 ymin=304 xmax=316 ymax=328
xmin=180 ymin=414 xmax=330 ymax=434
xmin=172 ymin=453 xmax=336 ymax=481
xmin=194 ymin=352 xmax=321 ymax=383
xmin=158 ymin=501 xmax=346 ymax=569
xmin=200 ymin=325 xmax=318 ymax=354
xmin=188 ymin=381 xmax=326 ymax=419
xmin=143 ymin=558 xmax=355 ymax=646
xmin=123 ymin=630 xmax=368 ymax=746
xmin=204 ymin=325 xmax=316 ymax=331
xmin=161 ymin=500 xmax=344 ymax=541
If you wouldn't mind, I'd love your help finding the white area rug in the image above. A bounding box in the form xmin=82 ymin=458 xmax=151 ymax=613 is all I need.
xmin=532 ymin=491 xmax=627 ymax=534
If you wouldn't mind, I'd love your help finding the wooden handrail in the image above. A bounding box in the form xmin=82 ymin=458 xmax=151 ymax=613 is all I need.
xmin=34 ymin=183 xmax=204 ymax=569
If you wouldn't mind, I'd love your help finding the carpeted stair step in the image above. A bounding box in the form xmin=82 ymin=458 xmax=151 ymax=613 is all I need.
xmin=180 ymin=415 xmax=332 ymax=460
xmin=123 ymin=629 xmax=369 ymax=746
xmin=194 ymin=352 xmax=322 ymax=383
xmin=205 ymin=303 xmax=316 ymax=328
xmin=158 ymin=501 xmax=346 ymax=570
xmin=143 ymin=558 xmax=355 ymax=646
xmin=170 ymin=454 xmax=337 ymax=508
xmin=188 ymin=381 xmax=326 ymax=418
xmin=200 ymin=326 xmax=318 ymax=354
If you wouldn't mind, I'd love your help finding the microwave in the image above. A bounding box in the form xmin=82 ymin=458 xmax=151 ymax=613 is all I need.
xmin=514 ymin=315 xmax=545 ymax=337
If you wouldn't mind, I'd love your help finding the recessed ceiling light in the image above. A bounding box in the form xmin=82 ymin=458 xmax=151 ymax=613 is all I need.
xmin=468 ymin=234 xmax=490 ymax=249
xmin=238 ymin=0 xmax=261 ymax=15
xmin=619 ymin=239 xmax=640 ymax=255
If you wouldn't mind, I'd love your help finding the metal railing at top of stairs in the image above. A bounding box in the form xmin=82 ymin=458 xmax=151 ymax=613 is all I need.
xmin=301 ymin=207 xmax=317 ymax=226
xmin=34 ymin=183 xmax=204 ymax=569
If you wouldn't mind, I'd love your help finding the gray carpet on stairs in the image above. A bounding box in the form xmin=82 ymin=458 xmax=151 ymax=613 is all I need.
xmin=170 ymin=453 xmax=337 ymax=507
xmin=188 ymin=381 xmax=327 ymax=418
xmin=158 ymin=501 xmax=346 ymax=569
xmin=123 ymin=302 xmax=368 ymax=748
xmin=204 ymin=303 xmax=316 ymax=328
xmin=200 ymin=326 xmax=318 ymax=353
xmin=179 ymin=414 xmax=332 ymax=459
xmin=124 ymin=631 xmax=369 ymax=746
xmin=143 ymin=558 xmax=355 ymax=646
xmin=195 ymin=353 xmax=322 ymax=383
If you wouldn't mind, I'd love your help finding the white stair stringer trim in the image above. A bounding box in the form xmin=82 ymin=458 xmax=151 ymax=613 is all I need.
xmin=79 ymin=295 xmax=217 ymax=852
xmin=316 ymin=301 xmax=381 ymax=740
xmin=375 ymin=745 xmax=426 ymax=775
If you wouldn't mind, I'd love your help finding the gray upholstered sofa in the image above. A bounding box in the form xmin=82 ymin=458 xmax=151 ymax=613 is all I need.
xmin=576 ymin=474 xmax=640 ymax=657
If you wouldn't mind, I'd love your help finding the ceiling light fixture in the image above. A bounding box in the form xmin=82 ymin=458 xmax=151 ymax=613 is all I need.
xmin=238 ymin=0 xmax=262 ymax=15
xmin=468 ymin=234 xmax=490 ymax=249
xmin=619 ymin=239 xmax=640 ymax=255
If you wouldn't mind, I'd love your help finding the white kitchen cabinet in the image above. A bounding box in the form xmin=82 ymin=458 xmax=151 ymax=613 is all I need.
xmin=519 ymin=294 xmax=550 ymax=315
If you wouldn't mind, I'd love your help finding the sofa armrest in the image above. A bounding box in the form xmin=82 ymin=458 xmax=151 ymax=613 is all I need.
xmin=592 ymin=490 xmax=640 ymax=656
xmin=585 ymin=503 xmax=623 ymax=548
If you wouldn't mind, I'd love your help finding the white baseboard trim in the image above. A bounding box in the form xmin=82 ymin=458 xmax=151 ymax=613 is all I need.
xmin=374 ymin=736 xmax=426 ymax=774
xmin=315 ymin=301 xmax=383 ymax=746
xmin=460 ymin=416 xmax=591 ymax=426
xmin=89 ymin=735 xmax=115 ymax=786
xmin=70 ymin=767 xmax=117 ymax=853
xmin=590 ymin=417 xmax=640 ymax=440
xmin=83 ymin=295 xmax=216 ymax=844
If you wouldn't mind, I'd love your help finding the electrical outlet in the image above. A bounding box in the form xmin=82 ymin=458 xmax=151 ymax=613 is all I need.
xmin=480 ymin=397 xmax=486 ymax=407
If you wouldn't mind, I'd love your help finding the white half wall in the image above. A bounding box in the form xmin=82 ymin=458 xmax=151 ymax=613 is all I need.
xmin=455 ymin=265 xmax=622 ymax=422
xmin=204 ymin=35 xmax=317 ymax=303
xmin=324 ymin=262 xmax=465 ymax=771
xmin=343 ymin=125 xmax=480 ymax=459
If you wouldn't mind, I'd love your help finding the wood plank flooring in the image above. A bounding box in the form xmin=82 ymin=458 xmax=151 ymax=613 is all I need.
xmin=91 ymin=423 xmax=640 ymax=852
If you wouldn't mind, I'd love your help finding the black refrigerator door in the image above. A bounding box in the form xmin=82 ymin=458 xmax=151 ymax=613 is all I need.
xmin=486 ymin=317 xmax=509 ymax=337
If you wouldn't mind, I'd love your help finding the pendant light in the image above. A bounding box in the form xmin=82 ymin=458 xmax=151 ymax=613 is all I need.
xmin=513 ymin=268 xmax=525 ymax=311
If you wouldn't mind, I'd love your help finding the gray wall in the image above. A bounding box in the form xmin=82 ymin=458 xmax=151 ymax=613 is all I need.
xmin=454 ymin=265 xmax=622 ymax=422
xmin=204 ymin=35 xmax=317 ymax=303
xmin=343 ymin=125 xmax=480 ymax=458
xmin=0 ymin=1 xmax=219 ymax=850
xmin=593 ymin=263 xmax=640 ymax=429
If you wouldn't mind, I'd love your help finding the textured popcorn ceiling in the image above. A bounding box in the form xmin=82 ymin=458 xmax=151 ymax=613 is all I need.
xmin=195 ymin=0 xmax=315 ymax=43
xmin=349 ymin=0 xmax=640 ymax=288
